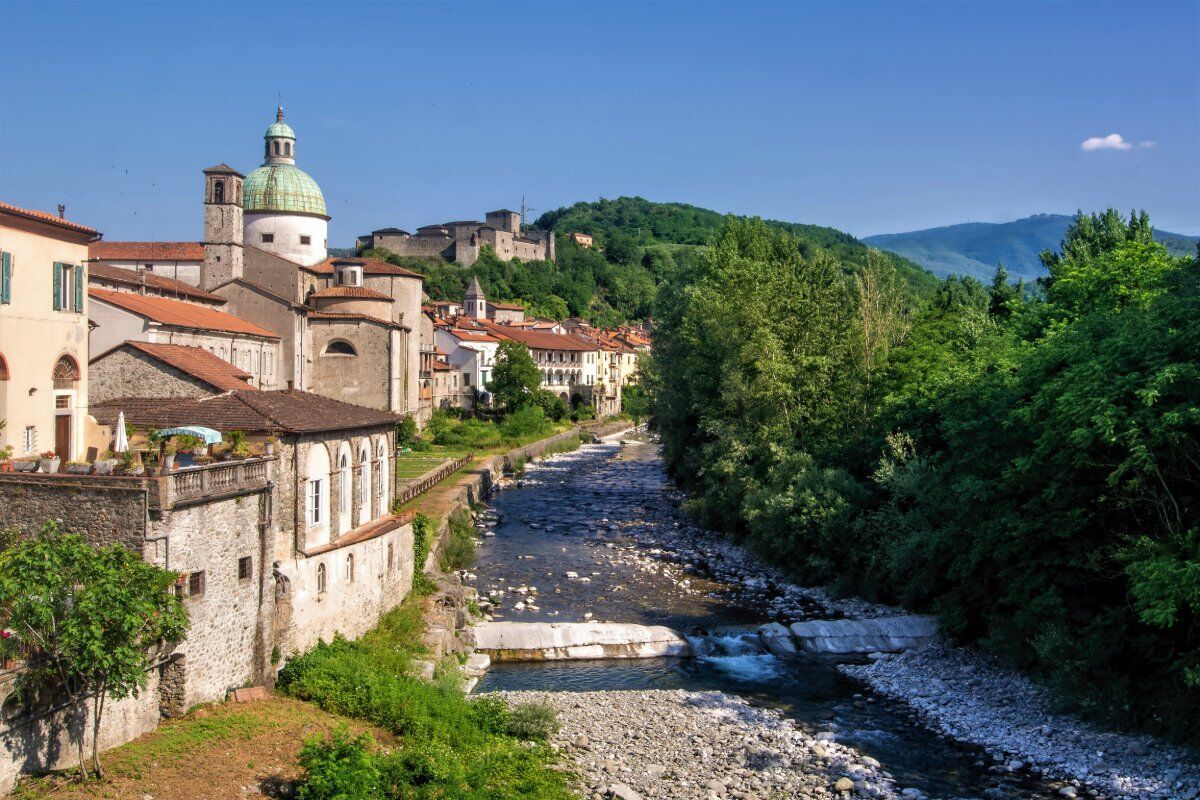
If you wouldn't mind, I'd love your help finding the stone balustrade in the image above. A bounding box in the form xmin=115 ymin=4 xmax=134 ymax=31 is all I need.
xmin=157 ymin=456 xmax=276 ymax=509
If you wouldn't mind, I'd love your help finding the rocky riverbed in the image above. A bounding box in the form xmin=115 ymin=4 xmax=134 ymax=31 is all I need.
xmin=495 ymin=689 xmax=901 ymax=800
xmin=469 ymin=438 xmax=1198 ymax=800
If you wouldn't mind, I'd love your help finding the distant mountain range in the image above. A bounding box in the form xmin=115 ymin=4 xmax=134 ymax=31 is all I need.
xmin=863 ymin=214 xmax=1198 ymax=282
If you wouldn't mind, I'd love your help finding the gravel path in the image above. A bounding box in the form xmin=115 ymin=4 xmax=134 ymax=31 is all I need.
xmin=494 ymin=689 xmax=900 ymax=800
xmin=841 ymin=647 xmax=1200 ymax=800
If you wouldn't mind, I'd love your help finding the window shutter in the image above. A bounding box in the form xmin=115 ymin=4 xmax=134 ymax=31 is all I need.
xmin=0 ymin=252 xmax=10 ymax=304
xmin=74 ymin=265 xmax=84 ymax=311
xmin=52 ymin=262 xmax=62 ymax=310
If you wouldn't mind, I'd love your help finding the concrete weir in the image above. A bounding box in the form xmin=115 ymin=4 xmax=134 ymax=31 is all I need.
xmin=466 ymin=621 xmax=692 ymax=661
xmin=788 ymin=615 xmax=939 ymax=654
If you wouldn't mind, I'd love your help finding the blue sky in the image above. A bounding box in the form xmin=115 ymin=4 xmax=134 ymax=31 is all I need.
xmin=2 ymin=0 xmax=1197 ymax=245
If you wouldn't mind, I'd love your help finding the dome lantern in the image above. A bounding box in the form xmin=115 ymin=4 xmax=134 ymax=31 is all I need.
xmin=264 ymin=106 xmax=297 ymax=165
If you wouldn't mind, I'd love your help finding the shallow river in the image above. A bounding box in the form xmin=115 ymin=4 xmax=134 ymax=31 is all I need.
xmin=473 ymin=438 xmax=1062 ymax=800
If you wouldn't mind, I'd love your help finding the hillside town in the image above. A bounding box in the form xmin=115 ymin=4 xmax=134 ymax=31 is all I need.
xmin=0 ymin=108 xmax=647 ymax=790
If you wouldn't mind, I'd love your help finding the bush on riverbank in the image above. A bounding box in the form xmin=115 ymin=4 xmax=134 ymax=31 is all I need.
xmin=650 ymin=212 xmax=1200 ymax=741
xmin=440 ymin=508 xmax=477 ymax=571
xmin=280 ymin=605 xmax=571 ymax=800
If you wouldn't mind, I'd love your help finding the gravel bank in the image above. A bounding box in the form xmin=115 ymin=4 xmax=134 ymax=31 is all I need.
xmin=842 ymin=647 xmax=1200 ymax=800
xmin=494 ymin=689 xmax=901 ymax=800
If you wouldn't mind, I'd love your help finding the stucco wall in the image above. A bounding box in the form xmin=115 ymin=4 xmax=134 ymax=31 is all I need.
xmin=243 ymin=213 xmax=327 ymax=267
xmin=310 ymin=320 xmax=394 ymax=410
xmin=91 ymin=259 xmax=204 ymax=289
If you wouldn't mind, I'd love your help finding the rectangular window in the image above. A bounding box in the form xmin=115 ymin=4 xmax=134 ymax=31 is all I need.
xmin=0 ymin=251 xmax=11 ymax=304
xmin=53 ymin=262 xmax=77 ymax=311
xmin=188 ymin=570 xmax=206 ymax=597
xmin=238 ymin=556 xmax=252 ymax=581
xmin=463 ymin=372 xmax=471 ymax=386
xmin=261 ymin=233 xmax=275 ymax=244
xmin=308 ymin=478 xmax=324 ymax=526
xmin=23 ymin=426 xmax=36 ymax=454
xmin=300 ymin=235 xmax=311 ymax=245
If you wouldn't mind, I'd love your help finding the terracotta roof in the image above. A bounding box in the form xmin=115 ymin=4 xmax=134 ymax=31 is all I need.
xmin=309 ymin=286 xmax=393 ymax=301
xmin=89 ymin=288 xmax=281 ymax=339
xmin=90 ymin=389 xmax=402 ymax=435
xmin=90 ymin=241 xmax=205 ymax=261
xmin=445 ymin=328 xmax=502 ymax=343
xmin=488 ymin=300 xmax=524 ymax=310
xmin=88 ymin=262 xmax=226 ymax=304
xmin=431 ymin=360 xmax=452 ymax=371
xmin=104 ymin=341 xmax=255 ymax=392
xmin=305 ymin=256 xmax=423 ymax=278
xmin=478 ymin=321 xmax=593 ymax=351
xmin=307 ymin=310 xmax=404 ymax=328
xmin=203 ymin=163 xmax=243 ymax=176
xmin=0 ymin=200 xmax=99 ymax=235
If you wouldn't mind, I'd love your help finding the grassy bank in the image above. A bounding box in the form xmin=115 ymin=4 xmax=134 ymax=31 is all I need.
xmin=277 ymin=601 xmax=572 ymax=800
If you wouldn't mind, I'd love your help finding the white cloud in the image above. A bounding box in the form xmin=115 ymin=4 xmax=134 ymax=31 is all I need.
xmin=1080 ymin=133 xmax=1133 ymax=152
xmin=1139 ymin=140 xmax=1157 ymax=148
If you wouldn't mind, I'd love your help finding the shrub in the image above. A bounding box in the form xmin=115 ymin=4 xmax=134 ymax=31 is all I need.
xmin=396 ymin=416 xmax=419 ymax=449
xmin=411 ymin=512 xmax=432 ymax=577
xmin=534 ymin=390 xmax=569 ymax=422
xmin=506 ymin=702 xmax=560 ymax=741
xmin=501 ymin=405 xmax=550 ymax=440
xmin=297 ymin=727 xmax=381 ymax=800
xmin=439 ymin=509 xmax=476 ymax=571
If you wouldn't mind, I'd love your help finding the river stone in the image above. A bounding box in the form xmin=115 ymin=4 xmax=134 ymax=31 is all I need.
xmin=471 ymin=621 xmax=692 ymax=660
xmin=834 ymin=776 xmax=855 ymax=792
xmin=607 ymin=784 xmax=643 ymax=800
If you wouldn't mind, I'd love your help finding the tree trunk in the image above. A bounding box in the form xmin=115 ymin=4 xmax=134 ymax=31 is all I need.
xmin=90 ymin=682 xmax=107 ymax=778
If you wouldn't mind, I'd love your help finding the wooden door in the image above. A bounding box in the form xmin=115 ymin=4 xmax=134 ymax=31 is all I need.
xmin=54 ymin=415 xmax=71 ymax=463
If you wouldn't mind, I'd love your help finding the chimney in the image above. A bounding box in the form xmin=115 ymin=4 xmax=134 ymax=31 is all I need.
xmin=57 ymin=204 xmax=66 ymax=219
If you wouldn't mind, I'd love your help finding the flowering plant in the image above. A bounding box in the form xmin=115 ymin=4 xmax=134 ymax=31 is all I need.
xmin=40 ymin=450 xmax=59 ymax=459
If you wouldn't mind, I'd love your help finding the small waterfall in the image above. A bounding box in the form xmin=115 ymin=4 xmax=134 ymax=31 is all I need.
xmin=686 ymin=629 xmax=781 ymax=682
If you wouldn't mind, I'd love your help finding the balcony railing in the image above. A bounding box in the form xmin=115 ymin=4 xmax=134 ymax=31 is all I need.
xmin=158 ymin=456 xmax=276 ymax=508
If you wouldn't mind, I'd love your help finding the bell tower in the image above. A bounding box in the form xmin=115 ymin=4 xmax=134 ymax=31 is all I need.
xmin=202 ymin=163 xmax=244 ymax=290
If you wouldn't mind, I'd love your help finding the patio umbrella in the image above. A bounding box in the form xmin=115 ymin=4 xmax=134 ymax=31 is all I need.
xmin=114 ymin=412 xmax=129 ymax=453
xmin=154 ymin=426 xmax=223 ymax=445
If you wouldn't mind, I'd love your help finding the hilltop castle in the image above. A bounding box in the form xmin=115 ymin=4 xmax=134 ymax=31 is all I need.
xmin=359 ymin=210 xmax=556 ymax=266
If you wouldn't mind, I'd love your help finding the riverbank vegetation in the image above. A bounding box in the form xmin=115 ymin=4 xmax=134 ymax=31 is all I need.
xmin=278 ymin=603 xmax=571 ymax=800
xmin=649 ymin=210 xmax=1200 ymax=741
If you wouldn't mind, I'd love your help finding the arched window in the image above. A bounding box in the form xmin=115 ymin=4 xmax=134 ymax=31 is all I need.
xmin=344 ymin=553 xmax=355 ymax=583
xmin=273 ymin=140 xmax=281 ymax=156
xmin=305 ymin=443 xmax=331 ymax=546
xmin=213 ymin=180 xmax=225 ymax=204
xmin=323 ymin=340 xmax=357 ymax=356
xmin=316 ymin=562 xmax=327 ymax=594
xmin=337 ymin=443 xmax=352 ymax=534
xmin=358 ymin=442 xmax=372 ymax=523
xmin=375 ymin=439 xmax=389 ymax=516
xmin=53 ymin=355 xmax=79 ymax=389
xmin=285 ymin=142 xmax=292 ymax=157
xmin=0 ymin=353 xmax=8 ymax=381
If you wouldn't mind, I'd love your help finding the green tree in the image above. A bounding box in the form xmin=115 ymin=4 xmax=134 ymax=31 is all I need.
xmin=487 ymin=341 xmax=542 ymax=412
xmin=621 ymin=384 xmax=651 ymax=427
xmin=988 ymin=263 xmax=1018 ymax=319
xmin=0 ymin=522 xmax=188 ymax=778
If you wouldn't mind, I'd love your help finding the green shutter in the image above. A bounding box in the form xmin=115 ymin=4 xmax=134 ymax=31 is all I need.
xmin=0 ymin=252 xmax=10 ymax=304
xmin=52 ymin=262 xmax=62 ymax=310
xmin=74 ymin=264 xmax=84 ymax=311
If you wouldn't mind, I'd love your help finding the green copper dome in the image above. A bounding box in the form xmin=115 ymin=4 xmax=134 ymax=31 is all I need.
xmin=265 ymin=106 xmax=295 ymax=140
xmin=243 ymin=164 xmax=328 ymax=217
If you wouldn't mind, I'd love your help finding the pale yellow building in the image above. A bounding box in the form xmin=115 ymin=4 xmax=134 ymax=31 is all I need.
xmin=0 ymin=201 xmax=99 ymax=462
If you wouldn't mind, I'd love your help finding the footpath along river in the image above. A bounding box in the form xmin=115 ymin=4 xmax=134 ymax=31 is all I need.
xmin=469 ymin=436 xmax=1195 ymax=800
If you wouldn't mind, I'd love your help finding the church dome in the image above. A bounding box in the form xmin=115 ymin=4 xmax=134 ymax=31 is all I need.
xmin=243 ymin=163 xmax=328 ymax=217
xmin=265 ymin=119 xmax=295 ymax=140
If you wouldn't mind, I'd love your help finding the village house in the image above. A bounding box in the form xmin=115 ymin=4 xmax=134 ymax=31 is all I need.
xmin=89 ymin=241 xmax=205 ymax=286
xmin=0 ymin=201 xmax=101 ymax=463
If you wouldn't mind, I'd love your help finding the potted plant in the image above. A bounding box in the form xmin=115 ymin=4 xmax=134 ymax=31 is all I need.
xmin=116 ymin=449 xmax=142 ymax=476
xmin=161 ymin=440 xmax=178 ymax=473
xmin=13 ymin=451 xmax=38 ymax=472
xmin=0 ymin=444 xmax=13 ymax=473
xmin=65 ymin=460 xmax=92 ymax=475
xmin=38 ymin=450 xmax=61 ymax=474
xmin=226 ymin=430 xmax=250 ymax=460
xmin=94 ymin=449 xmax=117 ymax=475
xmin=263 ymin=435 xmax=278 ymax=457
xmin=193 ymin=454 xmax=214 ymax=466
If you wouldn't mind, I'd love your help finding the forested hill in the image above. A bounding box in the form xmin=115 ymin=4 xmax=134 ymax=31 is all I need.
xmin=536 ymin=197 xmax=938 ymax=294
xmin=864 ymin=213 xmax=1199 ymax=282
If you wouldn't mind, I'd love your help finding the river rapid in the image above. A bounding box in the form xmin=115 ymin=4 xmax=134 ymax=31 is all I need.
xmin=469 ymin=437 xmax=1190 ymax=800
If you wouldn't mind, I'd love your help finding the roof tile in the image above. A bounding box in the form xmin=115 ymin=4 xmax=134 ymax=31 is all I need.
xmin=89 ymin=287 xmax=280 ymax=339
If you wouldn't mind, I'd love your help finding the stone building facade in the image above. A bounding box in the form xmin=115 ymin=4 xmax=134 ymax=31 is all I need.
xmin=0 ymin=389 xmax=415 ymax=792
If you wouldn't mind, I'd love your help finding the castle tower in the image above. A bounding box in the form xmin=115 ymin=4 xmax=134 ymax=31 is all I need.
xmin=464 ymin=275 xmax=487 ymax=319
xmin=486 ymin=209 xmax=521 ymax=236
xmin=202 ymin=163 xmax=245 ymax=290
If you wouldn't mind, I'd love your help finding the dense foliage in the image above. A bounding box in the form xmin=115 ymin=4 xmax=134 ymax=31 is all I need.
xmin=280 ymin=605 xmax=571 ymax=800
xmin=650 ymin=210 xmax=1200 ymax=740
xmin=0 ymin=522 xmax=188 ymax=778
xmin=362 ymin=196 xmax=938 ymax=326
